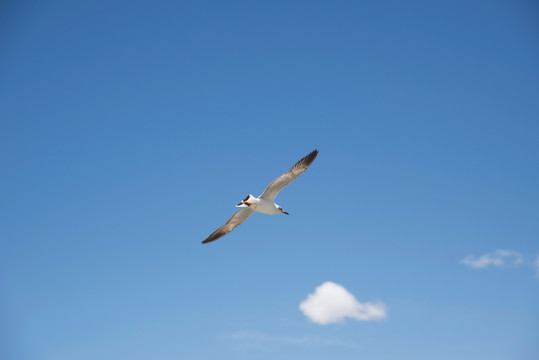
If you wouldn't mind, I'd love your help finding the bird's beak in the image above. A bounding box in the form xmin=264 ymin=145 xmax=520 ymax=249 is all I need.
xmin=283 ymin=211 xmax=289 ymax=215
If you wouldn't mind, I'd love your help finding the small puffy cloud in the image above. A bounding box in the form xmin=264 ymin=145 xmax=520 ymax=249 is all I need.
xmin=299 ymin=281 xmax=387 ymax=325
xmin=460 ymin=249 xmax=523 ymax=269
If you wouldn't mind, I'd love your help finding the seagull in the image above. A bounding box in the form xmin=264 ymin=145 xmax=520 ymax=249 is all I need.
xmin=202 ymin=149 xmax=318 ymax=244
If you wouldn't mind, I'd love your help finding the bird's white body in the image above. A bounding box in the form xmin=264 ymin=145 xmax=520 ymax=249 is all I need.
xmin=236 ymin=194 xmax=282 ymax=215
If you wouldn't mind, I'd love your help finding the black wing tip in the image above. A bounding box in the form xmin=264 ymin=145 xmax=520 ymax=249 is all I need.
xmin=201 ymin=237 xmax=211 ymax=244
xmin=302 ymin=149 xmax=319 ymax=165
xmin=202 ymin=237 xmax=218 ymax=244
xmin=202 ymin=230 xmax=226 ymax=244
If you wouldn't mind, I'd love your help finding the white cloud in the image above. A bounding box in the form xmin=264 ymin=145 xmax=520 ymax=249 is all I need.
xmin=460 ymin=249 xmax=523 ymax=269
xmin=223 ymin=332 xmax=307 ymax=345
xmin=222 ymin=332 xmax=354 ymax=349
xmin=299 ymin=281 xmax=387 ymax=325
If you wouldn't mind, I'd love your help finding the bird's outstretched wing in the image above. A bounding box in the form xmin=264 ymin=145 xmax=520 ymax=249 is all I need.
xmin=202 ymin=208 xmax=255 ymax=244
xmin=259 ymin=149 xmax=318 ymax=201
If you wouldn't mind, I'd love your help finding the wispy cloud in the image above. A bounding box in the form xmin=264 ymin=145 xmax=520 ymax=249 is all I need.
xmin=299 ymin=281 xmax=387 ymax=325
xmin=535 ymin=255 xmax=539 ymax=277
xmin=223 ymin=332 xmax=308 ymax=345
xmin=222 ymin=331 xmax=354 ymax=349
xmin=460 ymin=249 xmax=523 ymax=269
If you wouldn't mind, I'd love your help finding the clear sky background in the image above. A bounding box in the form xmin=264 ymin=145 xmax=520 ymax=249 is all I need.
xmin=1 ymin=1 xmax=538 ymax=359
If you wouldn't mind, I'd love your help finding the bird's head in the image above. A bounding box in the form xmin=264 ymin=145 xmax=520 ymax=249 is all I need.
xmin=278 ymin=206 xmax=289 ymax=215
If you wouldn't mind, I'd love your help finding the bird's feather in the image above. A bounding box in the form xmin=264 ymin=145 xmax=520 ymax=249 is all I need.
xmin=259 ymin=149 xmax=318 ymax=201
xmin=202 ymin=208 xmax=255 ymax=244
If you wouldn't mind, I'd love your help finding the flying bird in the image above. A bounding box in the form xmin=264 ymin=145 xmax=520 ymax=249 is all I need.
xmin=202 ymin=149 xmax=318 ymax=244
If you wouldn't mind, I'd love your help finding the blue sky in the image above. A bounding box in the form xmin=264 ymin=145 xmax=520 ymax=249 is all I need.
xmin=1 ymin=0 xmax=538 ymax=359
